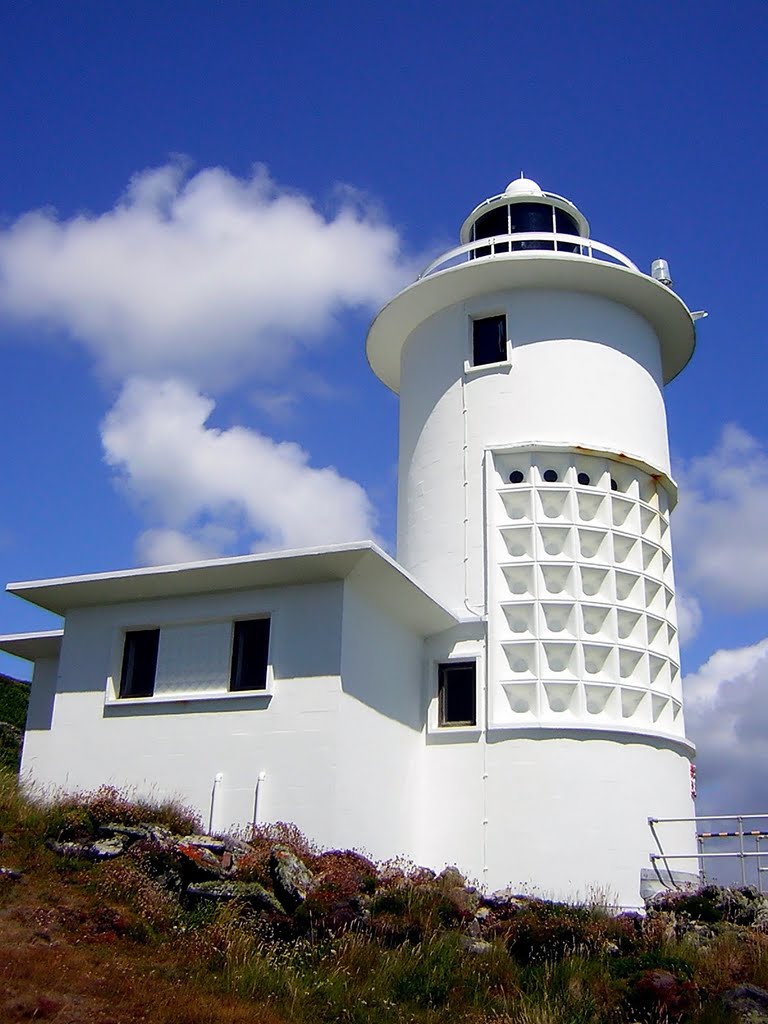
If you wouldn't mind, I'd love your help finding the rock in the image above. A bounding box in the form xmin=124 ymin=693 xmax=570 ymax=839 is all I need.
xmin=90 ymin=836 xmax=127 ymax=858
xmin=722 ymin=984 xmax=768 ymax=1022
xmin=460 ymin=935 xmax=492 ymax=955
xmin=483 ymin=889 xmax=531 ymax=913
xmin=187 ymin=880 xmax=286 ymax=914
xmin=99 ymin=822 xmax=175 ymax=846
xmin=99 ymin=822 xmax=154 ymax=841
xmin=0 ymin=866 xmax=22 ymax=881
xmin=46 ymin=836 xmax=126 ymax=860
xmin=176 ymin=842 xmax=225 ymax=878
xmin=437 ymin=866 xmax=466 ymax=888
xmin=630 ymin=969 xmax=696 ymax=1017
xmin=179 ymin=834 xmax=226 ymax=854
xmin=445 ymin=884 xmax=480 ymax=916
xmin=270 ymin=844 xmax=313 ymax=910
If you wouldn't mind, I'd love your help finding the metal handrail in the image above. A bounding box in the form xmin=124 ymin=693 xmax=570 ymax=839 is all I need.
xmin=649 ymin=814 xmax=768 ymax=889
xmin=418 ymin=232 xmax=639 ymax=279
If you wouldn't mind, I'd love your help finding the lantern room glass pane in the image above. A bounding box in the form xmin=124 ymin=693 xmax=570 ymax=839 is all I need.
xmin=509 ymin=202 xmax=555 ymax=250
xmin=473 ymin=206 xmax=509 ymax=256
xmin=554 ymin=208 xmax=580 ymax=253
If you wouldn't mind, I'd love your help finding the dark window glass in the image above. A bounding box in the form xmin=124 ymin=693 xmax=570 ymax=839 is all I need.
xmin=119 ymin=629 xmax=159 ymax=698
xmin=438 ymin=662 xmax=476 ymax=726
xmin=472 ymin=206 xmax=509 ymax=257
xmin=577 ymin=472 xmax=591 ymax=486
xmin=230 ymin=619 xmax=270 ymax=691
xmin=554 ymin=208 xmax=580 ymax=253
xmin=543 ymin=469 xmax=558 ymax=482
xmin=509 ymin=470 xmax=525 ymax=484
xmin=472 ymin=315 xmax=507 ymax=366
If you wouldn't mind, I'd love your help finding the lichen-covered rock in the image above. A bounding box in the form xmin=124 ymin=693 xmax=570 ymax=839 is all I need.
xmin=187 ymin=880 xmax=286 ymax=914
xmin=100 ymin=822 xmax=175 ymax=846
xmin=90 ymin=836 xmax=128 ymax=858
xmin=46 ymin=836 xmax=126 ymax=860
xmin=437 ymin=866 xmax=465 ymax=888
xmin=646 ymin=884 xmax=768 ymax=929
xmin=176 ymin=842 xmax=225 ymax=878
xmin=270 ymin=843 xmax=313 ymax=909
xmin=483 ymin=889 xmax=531 ymax=915
xmin=178 ymin=834 xmax=226 ymax=854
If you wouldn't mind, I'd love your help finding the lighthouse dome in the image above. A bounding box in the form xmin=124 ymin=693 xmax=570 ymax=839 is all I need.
xmin=505 ymin=176 xmax=544 ymax=196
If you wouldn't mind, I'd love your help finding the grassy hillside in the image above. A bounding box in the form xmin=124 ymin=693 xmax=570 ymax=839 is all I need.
xmin=0 ymin=673 xmax=29 ymax=772
xmin=1 ymin=775 xmax=768 ymax=1023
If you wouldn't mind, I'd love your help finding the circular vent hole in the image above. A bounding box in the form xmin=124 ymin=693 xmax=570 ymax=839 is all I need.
xmin=543 ymin=469 xmax=558 ymax=483
xmin=508 ymin=470 xmax=525 ymax=484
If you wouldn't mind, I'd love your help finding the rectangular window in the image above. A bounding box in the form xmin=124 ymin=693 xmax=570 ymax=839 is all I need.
xmin=472 ymin=314 xmax=507 ymax=366
xmin=119 ymin=629 xmax=160 ymax=698
xmin=438 ymin=661 xmax=476 ymax=726
xmin=230 ymin=618 xmax=271 ymax=691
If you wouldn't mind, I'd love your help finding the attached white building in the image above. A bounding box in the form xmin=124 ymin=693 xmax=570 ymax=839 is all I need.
xmin=1 ymin=177 xmax=701 ymax=906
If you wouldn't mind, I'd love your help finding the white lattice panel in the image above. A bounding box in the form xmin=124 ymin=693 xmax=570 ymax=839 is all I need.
xmin=487 ymin=448 xmax=683 ymax=737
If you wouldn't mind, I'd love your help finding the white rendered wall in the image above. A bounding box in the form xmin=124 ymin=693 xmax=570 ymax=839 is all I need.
xmin=20 ymin=578 xmax=423 ymax=863
xmin=481 ymin=736 xmax=696 ymax=906
xmin=336 ymin=576 xmax=424 ymax=858
xmin=397 ymin=289 xmax=671 ymax=615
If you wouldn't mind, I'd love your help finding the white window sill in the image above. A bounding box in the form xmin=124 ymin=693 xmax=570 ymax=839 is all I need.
xmin=463 ymin=358 xmax=512 ymax=375
xmin=105 ymin=688 xmax=272 ymax=708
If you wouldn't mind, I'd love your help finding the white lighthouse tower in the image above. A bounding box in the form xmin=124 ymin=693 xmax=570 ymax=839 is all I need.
xmin=367 ymin=176 xmax=699 ymax=905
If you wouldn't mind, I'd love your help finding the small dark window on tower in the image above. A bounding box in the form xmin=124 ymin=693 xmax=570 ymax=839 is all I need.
xmin=119 ymin=629 xmax=159 ymax=698
xmin=610 ymin=478 xmax=619 ymax=491
xmin=472 ymin=315 xmax=507 ymax=366
xmin=509 ymin=470 xmax=525 ymax=484
xmin=543 ymin=469 xmax=558 ymax=482
xmin=577 ymin=472 xmax=591 ymax=486
xmin=438 ymin=661 xmax=476 ymax=727
xmin=230 ymin=618 xmax=271 ymax=691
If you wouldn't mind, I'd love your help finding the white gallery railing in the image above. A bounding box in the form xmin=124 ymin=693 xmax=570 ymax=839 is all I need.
xmin=419 ymin=232 xmax=639 ymax=280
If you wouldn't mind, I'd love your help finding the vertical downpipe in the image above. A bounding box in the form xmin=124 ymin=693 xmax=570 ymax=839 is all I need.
xmin=208 ymin=772 xmax=223 ymax=834
xmin=253 ymin=771 xmax=267 ymax=826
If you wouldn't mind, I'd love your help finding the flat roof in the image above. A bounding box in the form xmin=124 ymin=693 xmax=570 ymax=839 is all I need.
xmin=0 ymin=630 xmax=63 ymax=661
xmin=6 ymin=542 xmax=458 ymax=638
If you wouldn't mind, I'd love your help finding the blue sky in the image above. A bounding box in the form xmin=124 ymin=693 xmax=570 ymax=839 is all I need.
xmin=2 ymin=1 xmax=768 ymax=813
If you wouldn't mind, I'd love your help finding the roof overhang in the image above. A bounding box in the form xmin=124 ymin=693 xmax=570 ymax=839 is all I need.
xmin=0 ymin=630 xmax=63 ymax=662
xmin=366 ymin=253 xmax=696 ymax=393
xmin=6 ymin=542 xmax=457 ymax=638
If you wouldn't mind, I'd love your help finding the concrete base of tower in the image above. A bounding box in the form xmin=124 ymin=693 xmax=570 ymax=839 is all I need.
xmin=640 ymin=867 xmax=702 ymax=902
xmin=417 ymin=732 xmax=697 ymax=910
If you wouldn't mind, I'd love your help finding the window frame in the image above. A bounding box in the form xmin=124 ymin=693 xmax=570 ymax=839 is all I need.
xmin=229 ymin=617 xmax=272 ymax=692
xmin=466 ymin=313 xmax=511 ymax=373
xmin=437 ymin=659 xmax=477 ymax=728
xmin=118 ymin=628 xmax=160 ymax=699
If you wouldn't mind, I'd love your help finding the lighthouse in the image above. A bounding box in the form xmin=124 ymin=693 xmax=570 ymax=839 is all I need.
xmin=2 ymin=174 xmax=701 ymax=910
xmin=366 ymin=176 xmax=700 ymax=904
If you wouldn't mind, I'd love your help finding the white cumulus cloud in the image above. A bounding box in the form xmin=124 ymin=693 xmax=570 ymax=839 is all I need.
xmin=675 ymin=589 xmax=703 ymax=646
xmin=673 ymin=425 xmax=768 ymax=611
xmin=0 ymin=162 xmax=411 ymax=387
xmin=684 ymin=638 xmax=768 ymax=812
xmin=101 ymin=378 xmax=379 ymax=563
